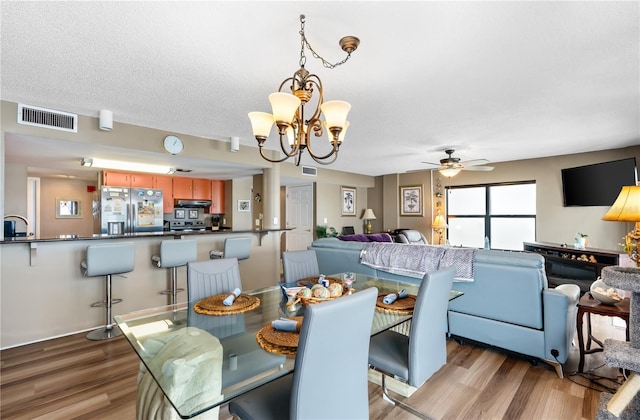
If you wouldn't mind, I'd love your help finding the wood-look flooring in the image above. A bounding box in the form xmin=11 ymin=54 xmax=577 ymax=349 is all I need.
xmin=1 ymin=314 xmax=627 ymax=420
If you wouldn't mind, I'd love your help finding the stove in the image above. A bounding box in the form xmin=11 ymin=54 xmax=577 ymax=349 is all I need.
xmin=168 ymin=220 xmax=206 ymax=231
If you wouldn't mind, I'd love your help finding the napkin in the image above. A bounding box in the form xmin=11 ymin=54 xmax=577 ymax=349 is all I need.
xmin=272 ymin=318 xmax=301 ymax=332
xmin=383 ymin=289 xmax=408 ymax=304
xmin=223 ymin=288 xmax=242 ymax=306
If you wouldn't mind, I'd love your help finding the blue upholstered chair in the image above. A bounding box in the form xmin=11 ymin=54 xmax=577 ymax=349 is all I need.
xmin=187 ymin=258 xmax=242 ymax=302
xmin=281 ymin=250 xmax=320 ymax=284
xmin=228 ymin=287 xmax=378 ymax=419
xmin=209 ymin=236 xmax=251 ymax=260
xmin=368 ymin=266 xmax=455 ymax=419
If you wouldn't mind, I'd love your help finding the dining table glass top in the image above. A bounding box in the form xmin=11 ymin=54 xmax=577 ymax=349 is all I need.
xmin=115 ymin=272 xmax=463 ymax=419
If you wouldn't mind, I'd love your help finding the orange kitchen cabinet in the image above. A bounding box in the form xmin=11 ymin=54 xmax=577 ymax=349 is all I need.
xmin=173 ymin=178 xmax=211 ymax=200
xmin=153 ymin=175 xmax=174 ymax=212
xmin=102 ymin=171 xmax=152 ymax=188
xmin=210 ymin=180 xmax=226 ymax=213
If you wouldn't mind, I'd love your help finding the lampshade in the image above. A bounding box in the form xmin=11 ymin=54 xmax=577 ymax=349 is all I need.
xmin=602 ymin=185 xmax=640 ymax=222
xmin=320 ymin=100 xmax=351 ymax=129
xmin=432 ymin=214 xmax=448 ymax=229
xmin=439 ymin=167 xmax=462 ymax=178
xmin=362 ymin=208 xmax=376 ymax=220
xmin=248 ymin=112 xmax=275 ymax=138
xmin=269 ymin=92 xmax=301 ymax=123
xmin=81 ymin=158 xmax=175 ymax=174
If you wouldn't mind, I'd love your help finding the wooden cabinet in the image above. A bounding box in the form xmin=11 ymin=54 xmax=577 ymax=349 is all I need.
xmin=173 ymin=178 xmax=211 ymax=200
xmin=153 ymin=175 xmax=174 ymax=213
xmin=103 ymin=171 xmax=153 ymax=188
xmin=210 ymin=180 xmax=225 ymax=213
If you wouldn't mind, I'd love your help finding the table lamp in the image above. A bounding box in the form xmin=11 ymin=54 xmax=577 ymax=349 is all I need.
xmin=432 ymin=213 xmax=448 ymax=245
xmin=361 ymin=208 xmax=376 ymax=234
xmin=602 ymin=185 xmax=640 ymax=267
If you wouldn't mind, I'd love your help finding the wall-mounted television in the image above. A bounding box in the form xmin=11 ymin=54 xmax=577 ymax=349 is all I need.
xmin=561 ymin=158 xmax=637 ymax=207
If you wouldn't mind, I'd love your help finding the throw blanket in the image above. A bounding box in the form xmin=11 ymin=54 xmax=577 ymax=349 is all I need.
xmin=360 ymin=243 xmax=475 ymax=281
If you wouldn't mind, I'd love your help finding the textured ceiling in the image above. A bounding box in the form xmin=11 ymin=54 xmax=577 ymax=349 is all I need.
xmin=1 ymin=1 xmax=639 ymax=179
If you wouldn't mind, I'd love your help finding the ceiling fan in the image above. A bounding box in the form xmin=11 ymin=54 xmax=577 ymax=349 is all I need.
xmin=422 ymin=149 xmax=494 ymax=177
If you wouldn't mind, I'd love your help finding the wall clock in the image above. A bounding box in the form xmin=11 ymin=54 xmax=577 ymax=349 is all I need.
xmin=163 ymin=135 xmax=184 ymax=155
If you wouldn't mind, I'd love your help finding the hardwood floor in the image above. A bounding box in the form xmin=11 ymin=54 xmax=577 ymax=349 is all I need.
xmin=1 ymin=314 xmax=627 ymax=419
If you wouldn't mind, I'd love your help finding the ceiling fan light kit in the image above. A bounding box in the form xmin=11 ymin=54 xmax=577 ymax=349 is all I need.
xmin=248 ymin=14 xmax=358 ymax=166
xmin=423 ymin=149 xmax=495 ymax=177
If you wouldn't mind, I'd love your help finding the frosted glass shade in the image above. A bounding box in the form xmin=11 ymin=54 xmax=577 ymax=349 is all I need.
xmin=439 ymin=167 xmax=461 ymax=178
xmin=269 ymin=92 xmax=301 ymax=123
xmin=320 ymin=100 xmax=351 ymax=128
xmin=603 ymin=185 xmax=640 ymax=222
xmin=248 ymin=112 xmax=275 ymax=137
xmin=285 ymin=126 xmax=295 ymax=146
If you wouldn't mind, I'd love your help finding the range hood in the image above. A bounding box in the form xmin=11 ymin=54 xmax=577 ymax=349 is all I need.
xmin=174 ymin=199 xmax=212 ymax=208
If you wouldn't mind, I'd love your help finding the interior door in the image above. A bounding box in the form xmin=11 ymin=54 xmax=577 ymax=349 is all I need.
xmin=286 ymin=184 xmax=313 ymax=251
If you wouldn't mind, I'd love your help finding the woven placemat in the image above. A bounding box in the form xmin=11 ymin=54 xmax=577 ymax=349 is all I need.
xmin=194 ymin=293 xmax=260 ymax=316
xmin=255 ymin=317 xmax=303 ymax=355
xmin=375 ymin=293 xmax=416 ymax=314
xmin=296 ymin=276 xmax=343 ymax=288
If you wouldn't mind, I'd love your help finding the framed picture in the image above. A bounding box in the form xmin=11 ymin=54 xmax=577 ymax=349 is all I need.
xmin=238 ymin=199 xmax=251 ymax=212
xmin=175 ymin=209 xmax=186 ymax=219
xmin=56 ymin=198 xmax=82 ymax=218
xmin=188 ymin=209 xmax=199 ymax=219
xmin=400 ymin=185 xmax=423 ymax=216
xmin=341 ymin=186 xmax=356 ymax=216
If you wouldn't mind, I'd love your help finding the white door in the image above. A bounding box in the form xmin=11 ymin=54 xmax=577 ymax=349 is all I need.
xmin=286 ymin=184 xmax=314 ymax=251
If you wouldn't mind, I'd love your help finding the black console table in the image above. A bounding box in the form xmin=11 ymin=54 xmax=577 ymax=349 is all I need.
xmin=523 ymin=241 xmax=623 ymax=293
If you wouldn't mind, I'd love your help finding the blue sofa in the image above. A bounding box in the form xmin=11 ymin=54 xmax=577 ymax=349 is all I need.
xmin=309 ymin=238 xmax=580 ymax=378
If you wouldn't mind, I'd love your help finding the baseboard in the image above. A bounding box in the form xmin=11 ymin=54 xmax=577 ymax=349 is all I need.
xmin=368 ymin=369 xmax=417 ymax=397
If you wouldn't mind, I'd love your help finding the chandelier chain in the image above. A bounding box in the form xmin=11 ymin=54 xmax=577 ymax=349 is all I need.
xmin=298 ymin=15 xmax=353 ymax=70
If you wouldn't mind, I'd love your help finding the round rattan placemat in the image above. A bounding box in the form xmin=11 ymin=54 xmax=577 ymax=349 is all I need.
xmin=194 ymin=293 xmax=260 ymax=316
xmin=256 ymin=317 xmax=303 ymax=355
xmin=375 ymin=293 xmax=416 ymax=314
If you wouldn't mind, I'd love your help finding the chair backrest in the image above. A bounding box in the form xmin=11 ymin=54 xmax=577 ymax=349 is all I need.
xmin=159 ymin=239 xmax=197 ymax=268
xmin=83 ymin=242 xmax=135 ymax=277
xmin=281 ymin=250 xmax=320 ymax=283
xmin=223 ymin=236 xmax=252 ymax=260
xmin=343 ymin=226 xmax=355 ymax=235
xmin=291 ymin=287 xmax=378 ymax=419
xmin=408 ymin=266 xmax=455 ymax=386
xmin=187 ymin=258 xmax=242 ymax=302
xmin=396 ymin=229 xmax=429 ymax=245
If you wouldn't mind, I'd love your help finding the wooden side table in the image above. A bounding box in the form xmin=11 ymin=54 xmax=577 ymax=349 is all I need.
xmin=576 ymin=293 xmax=630 ymax=373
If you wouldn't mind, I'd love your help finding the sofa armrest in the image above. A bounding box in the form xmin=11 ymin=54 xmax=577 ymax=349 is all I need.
xmin=542 ymin=284 xmax=580 ymax=363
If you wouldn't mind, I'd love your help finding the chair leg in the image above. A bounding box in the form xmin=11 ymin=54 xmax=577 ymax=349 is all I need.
xmin=87 ymin=274 xmax=122 ymax=341
xmin=159 ymin=266 xmax=185 ymax=305
xmin=380 ymin=373 xmax=432 ymax=420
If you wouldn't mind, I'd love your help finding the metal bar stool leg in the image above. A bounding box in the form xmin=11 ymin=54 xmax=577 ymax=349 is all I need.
xmin=87 ymin=274 xmax=122 ymax=341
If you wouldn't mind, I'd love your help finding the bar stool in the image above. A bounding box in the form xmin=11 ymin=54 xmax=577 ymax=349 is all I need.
xmin=210 ymin=236 xmax=251 ymax=261
xmin=151 ymin=239 xmax=197 ymax=305
xmin=80 ymin=242 xmax=135 ymax=340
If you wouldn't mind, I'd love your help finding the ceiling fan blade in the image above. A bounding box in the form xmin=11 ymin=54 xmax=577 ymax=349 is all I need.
xmin=420 ymin=161 xmax=441 ymax=166
xmin=461 ymin=159 xmax=490 ymax=166
xmin=463 ymin=165 xmax=494 ymax=171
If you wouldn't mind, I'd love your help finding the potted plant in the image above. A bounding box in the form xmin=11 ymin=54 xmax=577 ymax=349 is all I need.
xmin=315 ymin=225 xmax=338 ymax=239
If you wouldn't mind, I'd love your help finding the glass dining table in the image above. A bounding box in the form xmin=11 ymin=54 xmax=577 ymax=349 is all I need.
xmin=115 ymin=272 xmax=463 ymax=419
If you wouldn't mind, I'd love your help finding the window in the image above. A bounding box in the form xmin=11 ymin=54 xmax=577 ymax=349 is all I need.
xmin=446 ymin=182 xmax=536 ymax=250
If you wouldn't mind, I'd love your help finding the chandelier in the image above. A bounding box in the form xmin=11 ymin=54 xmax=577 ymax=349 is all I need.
xmin=248 ymin=14 xmax=359 ymax=166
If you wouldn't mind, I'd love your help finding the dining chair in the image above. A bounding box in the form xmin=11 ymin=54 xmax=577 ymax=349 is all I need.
xmin=281 ymin=249 xmax=320 ymax=284
xmin=187 ymin=257 xmax=242 ymax=302
xmin=228 ymin=286 xmax=379 ymax=420
xmin=368 ymin=266 xmax=455 ymax=419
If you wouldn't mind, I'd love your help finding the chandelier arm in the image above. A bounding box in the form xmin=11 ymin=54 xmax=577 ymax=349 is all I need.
xmin=258 ymin=146 xmax=293 ymax=164
xmin=306 ymin=138 xmax=340 ymax=161
xmin=309 ymin=149 xmax=340 ymax=165
xmin=277 ymin=130 xmax=300 ymax=157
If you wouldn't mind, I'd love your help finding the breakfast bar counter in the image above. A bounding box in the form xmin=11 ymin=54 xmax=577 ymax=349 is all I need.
xmin=0 ymin=229 xmax=287 ymax=349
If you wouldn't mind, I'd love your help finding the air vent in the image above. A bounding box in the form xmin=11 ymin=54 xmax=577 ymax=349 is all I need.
xmin=302 ymin=166 xmax=317 ymax=176
xmin=17 ymin=103 xmax=77 ymax=132
xmin=176 ymin=168 xmax=192 ymax=173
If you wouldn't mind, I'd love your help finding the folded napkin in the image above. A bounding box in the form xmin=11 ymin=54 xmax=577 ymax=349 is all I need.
xmin=272 ymin=318 xmax=301 ymax=332
xmin=223 ymin=288 xmax=242 ymax=306
xmin=383 ymin=289 xmax=408 ymax=305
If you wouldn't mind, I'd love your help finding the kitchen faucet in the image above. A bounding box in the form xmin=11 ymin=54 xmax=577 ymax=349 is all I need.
xmin=4 ymin=214 xmax=34 ymax=236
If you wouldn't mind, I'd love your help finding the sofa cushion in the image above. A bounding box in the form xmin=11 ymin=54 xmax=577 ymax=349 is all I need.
xmin=337 ymin=233 xmax=393 ymax=242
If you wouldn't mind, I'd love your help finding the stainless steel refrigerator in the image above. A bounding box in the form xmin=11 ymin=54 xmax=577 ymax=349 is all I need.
xmin=100 ymin=186 xmax=164 ymax=234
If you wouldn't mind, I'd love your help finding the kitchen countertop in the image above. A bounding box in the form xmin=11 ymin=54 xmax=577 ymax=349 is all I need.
xmin=1 ymin=228 xmax=290 ymax=244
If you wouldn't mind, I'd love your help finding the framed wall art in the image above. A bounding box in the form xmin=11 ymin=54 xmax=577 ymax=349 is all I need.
xmin=56 ymin=198 xmax=82 ymax=218
xmin=238 ymin=199 xmax=251 ymax=212
xmin=341 ymin=186 xmax=356 ymax=216
xmin=400 ymin=185 xmax=423 ymax=216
